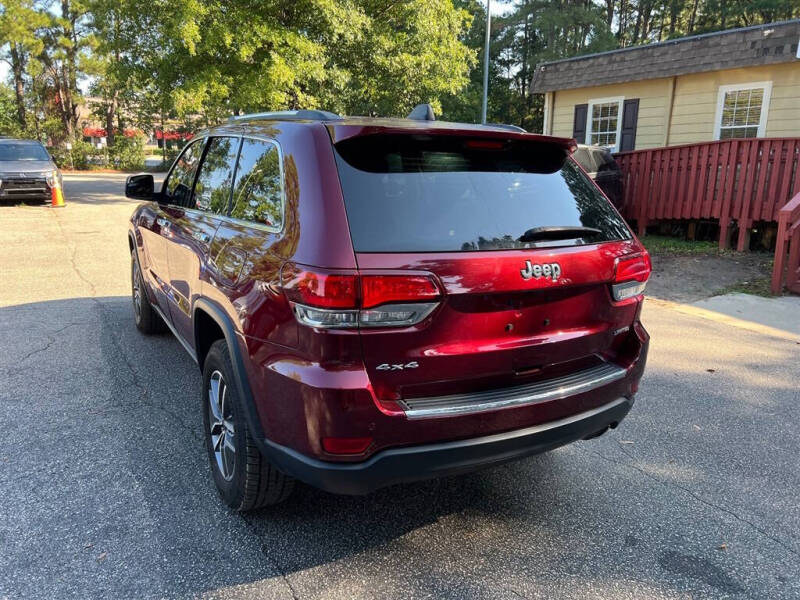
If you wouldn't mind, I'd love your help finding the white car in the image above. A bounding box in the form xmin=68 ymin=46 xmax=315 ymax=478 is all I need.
xmin=0 ymin=139 xmax=62 ymax=204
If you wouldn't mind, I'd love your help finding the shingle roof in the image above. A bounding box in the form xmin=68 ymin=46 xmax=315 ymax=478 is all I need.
xmin=531 ymin=20 xmax=800 ymax=93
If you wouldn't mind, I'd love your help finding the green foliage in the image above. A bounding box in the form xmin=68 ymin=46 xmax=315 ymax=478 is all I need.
xmin=641 ymin=235 xmax=721 ymax=256
xmin=3 ymin=0 xmax=799 ymax=149
xmin=111 ymin=0 xmax=474 ymax=122
xmin=0 ymin=84 xmax=23 ymax=137
xmin=444 ymin=0 xmax=799 ymax=130
xmin=49 ymin=139 xmax=98 ymax=170
xmin=108 ymin=135 xmax=146 ymax=171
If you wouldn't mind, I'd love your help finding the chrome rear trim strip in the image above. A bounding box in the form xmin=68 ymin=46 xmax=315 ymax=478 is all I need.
xmin=400 ymin=362 xmax=627 ymax=419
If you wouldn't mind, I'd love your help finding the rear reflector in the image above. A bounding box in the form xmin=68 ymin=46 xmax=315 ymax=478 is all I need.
xmin=611 ymin=252 xmax=651 ymax=302
xmin=322 ymin=436 xmax=373 ymax=455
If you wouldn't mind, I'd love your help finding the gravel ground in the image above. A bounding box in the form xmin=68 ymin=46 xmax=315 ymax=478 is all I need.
xmin=646 ymin=252 xmax=774 ymax=303
xmin=0 ymin=174 xmax=798 ymax=599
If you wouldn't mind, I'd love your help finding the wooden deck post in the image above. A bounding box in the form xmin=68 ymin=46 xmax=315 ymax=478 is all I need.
xmin=771 ymin=192 xmax=800 ymax=295
xmin=736 ymin=219 xmax=751 ymax=252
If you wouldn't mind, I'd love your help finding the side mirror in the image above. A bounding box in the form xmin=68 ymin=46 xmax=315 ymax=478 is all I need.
xmin=126 ymin=174 xmax=154 ymax=200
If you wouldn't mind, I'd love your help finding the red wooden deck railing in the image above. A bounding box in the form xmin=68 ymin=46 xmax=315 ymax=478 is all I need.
xmin=615 ymin=138 xmax=800 ymax=250
xmin=771 ymin=192 xmax=800 ymax=295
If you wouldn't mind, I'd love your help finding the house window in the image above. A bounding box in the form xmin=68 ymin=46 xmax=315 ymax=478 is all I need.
xmin=714 ymin=82 xmax=772 ymax=140
xmin=587 ymin=98 xmax=623 ymax=150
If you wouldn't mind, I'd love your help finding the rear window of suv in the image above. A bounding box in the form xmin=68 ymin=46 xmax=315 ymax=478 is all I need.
xmin=334 ymin=134 xmax=631 ymax=253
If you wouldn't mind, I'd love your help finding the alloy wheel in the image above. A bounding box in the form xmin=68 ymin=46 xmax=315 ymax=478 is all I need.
xmin=208 ymin=370 xmax=236 ymax=481
xmin=131 ymin=259 xmax=142 ymax=322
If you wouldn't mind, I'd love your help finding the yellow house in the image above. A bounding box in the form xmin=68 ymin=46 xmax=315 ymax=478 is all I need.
xmin=532 ymin=20 xmax=800 ymax=152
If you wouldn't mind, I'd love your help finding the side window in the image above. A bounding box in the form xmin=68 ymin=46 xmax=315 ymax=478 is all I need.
xmin=230 ymin=138 xmax=284 ymax=229
xmin=193 ymin=136 xmax=240 ymax=214
xmin=164 ymin=139 xmax=205 ymax=206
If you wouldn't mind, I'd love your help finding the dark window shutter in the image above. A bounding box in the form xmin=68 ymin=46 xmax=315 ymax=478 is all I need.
xmin=572 ymin=104 xmax=588 ymax=143
xmin=619 ymin=99 xmax=639 ymax=152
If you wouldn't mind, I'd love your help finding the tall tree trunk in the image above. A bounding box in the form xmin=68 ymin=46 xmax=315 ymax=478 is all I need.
xmin=160 ymin=112 xmax=167 ymax=163
xmin=604 ymin=0 xmax=616 ymax=26
xmin=668 ymin=0 xmax=679 ymax=36
xmin=641 ymin=1 xmax=654 ymax=41
xmin=106 ymin=90 xmax=119 ymax=147
xmin=616 ymin=0 xmax=627 ymax=43
xmin=61 ymin=0 xmax=80 ymax=139
xmin=106 ymin=15 xmax=121 ymax=147
xmin=9 ymin=44 xmax=27 ymax=130
xmin=687 ymin=0 xmax=699 ymax=33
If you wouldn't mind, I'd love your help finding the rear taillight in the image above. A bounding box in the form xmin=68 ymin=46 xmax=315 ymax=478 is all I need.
xmin=361 ymin=274 xmax=439 ymax=308
xmin=611 ymin=252 xmax=651 ymax=302
xmin=289 ymin=271 xmax=359 ymax=308
xmin=283 ymin=268 xmax=441 ymax=329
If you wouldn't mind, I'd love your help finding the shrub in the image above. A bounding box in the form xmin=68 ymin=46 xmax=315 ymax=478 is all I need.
xmin=49 ymin=140 xmax=97 ymax=170
xmin=109 ymin=135 xmax=145 ymax=171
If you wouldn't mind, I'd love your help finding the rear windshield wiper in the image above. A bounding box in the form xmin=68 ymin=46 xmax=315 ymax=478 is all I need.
xmin=518 ymin=226 xmax=602 ymax=243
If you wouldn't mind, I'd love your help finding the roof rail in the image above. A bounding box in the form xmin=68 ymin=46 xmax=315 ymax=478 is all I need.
xmin=489 ymin=123 xmax=526 ymax=133
xmin=228 ymin=109 xmax=341 ymax=123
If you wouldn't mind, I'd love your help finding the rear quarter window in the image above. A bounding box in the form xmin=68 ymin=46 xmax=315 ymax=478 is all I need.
xmin=229 ymin=138 xmax=284 ymax=230
xmin=193 ymin=136 xmax=240 ymax=214
xmin=334 ymin=134 xmax=631 ymax=253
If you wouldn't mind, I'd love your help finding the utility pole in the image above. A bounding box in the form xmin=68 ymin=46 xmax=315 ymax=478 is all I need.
xmin=480 ymin=0 xmax=491 ymax=124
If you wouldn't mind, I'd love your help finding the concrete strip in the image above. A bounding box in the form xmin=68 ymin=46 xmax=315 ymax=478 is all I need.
xmin=647 ymin=295 xmax=800 ymax=342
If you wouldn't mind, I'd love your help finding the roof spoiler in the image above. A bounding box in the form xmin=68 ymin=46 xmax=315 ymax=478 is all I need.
xmin=407 ymin=104 xmax=436 ymax=121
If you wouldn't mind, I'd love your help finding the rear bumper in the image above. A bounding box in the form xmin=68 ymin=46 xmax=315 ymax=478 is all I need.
xmin=262 ymin=395 xmax=633 ymax=495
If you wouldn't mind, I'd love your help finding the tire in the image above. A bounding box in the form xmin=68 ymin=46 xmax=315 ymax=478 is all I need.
xmin=131 ymin=249 xmax=167 ymax=334
xmin=202 ymin=339 xmax=294 ymax=510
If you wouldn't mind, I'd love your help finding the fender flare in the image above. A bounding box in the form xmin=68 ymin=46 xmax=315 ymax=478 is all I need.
xmin=192 ymin=298 xmax=269 ymax=451
xmin=128 ymin=229 xmax=158 ymax=306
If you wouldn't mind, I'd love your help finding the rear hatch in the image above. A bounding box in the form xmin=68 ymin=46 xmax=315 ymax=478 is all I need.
xmin=327 ymin=127 xmax=647 ymax=414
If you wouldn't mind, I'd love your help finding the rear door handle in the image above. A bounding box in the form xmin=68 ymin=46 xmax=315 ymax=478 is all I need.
xmin=193 ymin=231 xmax=211 ymax=244
xmin=156 ymin=217 xmax=170 ymax=229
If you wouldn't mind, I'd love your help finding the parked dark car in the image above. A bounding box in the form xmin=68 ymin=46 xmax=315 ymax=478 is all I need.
xmin=572 ymin=144 xmax=623 ymax=210
xmin=126 ymin=108 xmax=650 ymax=510
xmin=0 ymin=139 xmax=62 ymax=203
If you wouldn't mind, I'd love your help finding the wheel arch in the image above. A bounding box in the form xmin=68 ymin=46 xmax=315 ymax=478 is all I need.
xmin=192 ymin=298 xmax=268 ymax=449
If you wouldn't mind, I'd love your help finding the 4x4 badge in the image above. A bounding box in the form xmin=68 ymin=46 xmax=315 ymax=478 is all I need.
xmin=521 ymin=260 xmax=561 ymax=282
xmin=376 ymin=361 xmax=419 ymax=371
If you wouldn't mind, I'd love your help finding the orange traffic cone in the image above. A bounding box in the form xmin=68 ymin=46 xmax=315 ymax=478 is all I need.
xmin=50 ymin=183 xmax=65 ymax=208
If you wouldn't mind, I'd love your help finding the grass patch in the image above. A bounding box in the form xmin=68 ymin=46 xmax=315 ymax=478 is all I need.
xmin=713 ymin=277 xmax=774 ymax=298
xmin=640 ymin=235 xmax=721 ymax=256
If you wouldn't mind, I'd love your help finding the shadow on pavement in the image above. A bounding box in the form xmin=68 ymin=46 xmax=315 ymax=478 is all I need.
xmin=2 ymin=296 xmax=792 ymax=598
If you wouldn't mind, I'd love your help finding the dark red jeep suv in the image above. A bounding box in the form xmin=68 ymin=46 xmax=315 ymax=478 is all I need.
xmin=126 ymin=108 xmax=650 ymax=510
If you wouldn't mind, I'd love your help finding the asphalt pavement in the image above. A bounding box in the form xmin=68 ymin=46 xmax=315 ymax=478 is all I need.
xmin=0 ymin=174 xmax=799 ymax=599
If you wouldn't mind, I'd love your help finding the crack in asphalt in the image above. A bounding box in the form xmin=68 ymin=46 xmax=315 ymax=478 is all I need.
xmin=589 ymin=445 xmax=799 ymax=559
xmin=8 ymin=322 xmax=82 ymax=367
xmin=239 ymin=516 xmax=301 ymax=600
xmin=52 ymin=210 xmax=202 ymax=443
